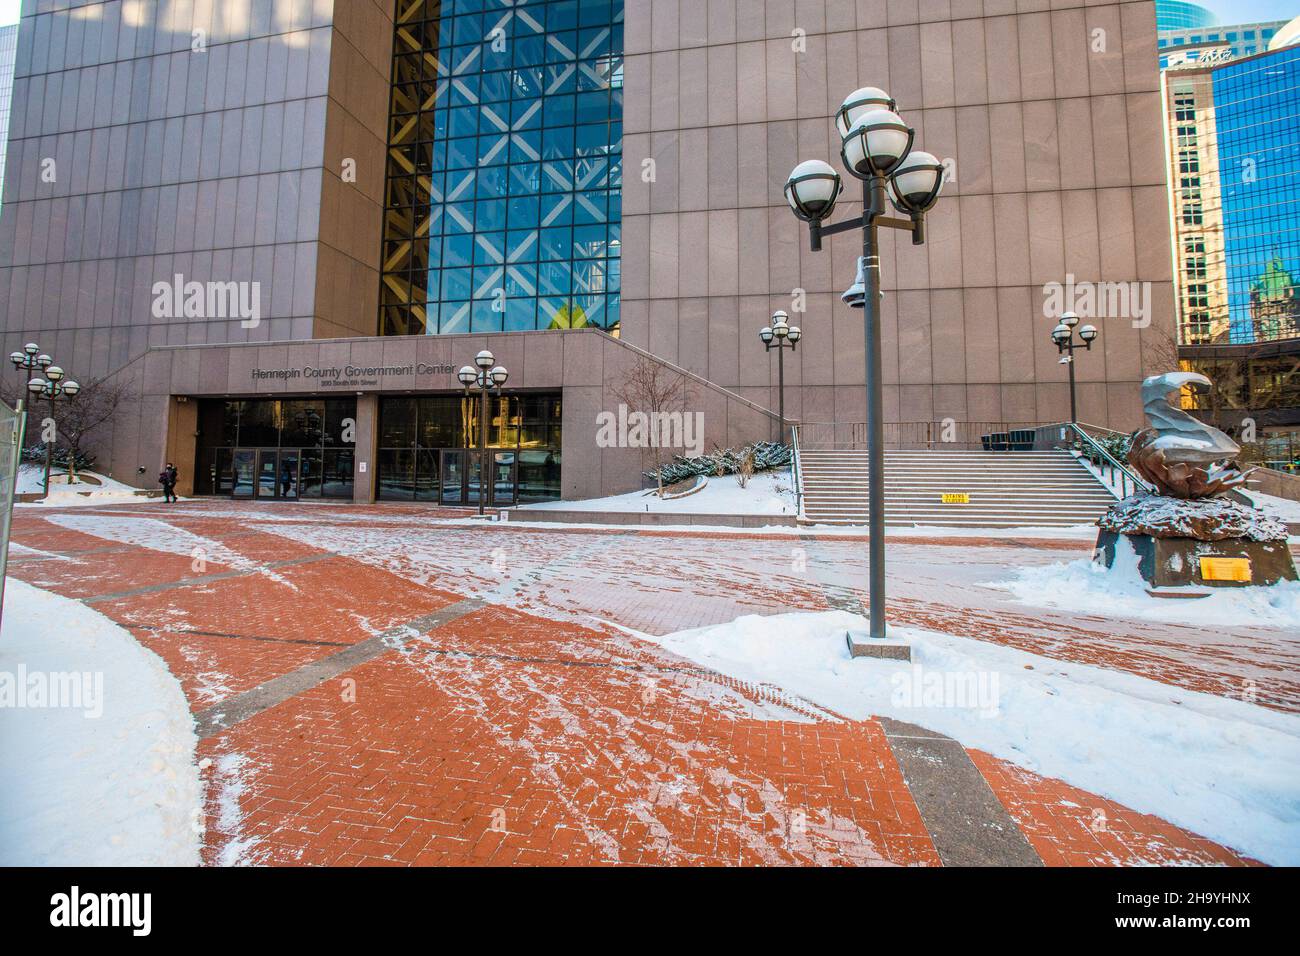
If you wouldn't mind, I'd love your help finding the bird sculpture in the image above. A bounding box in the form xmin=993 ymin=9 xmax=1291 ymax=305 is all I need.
xmin=1127 ymin=372 xmax=1253 ymax=499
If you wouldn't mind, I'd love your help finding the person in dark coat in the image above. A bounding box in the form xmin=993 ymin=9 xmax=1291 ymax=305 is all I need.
xmin=160 ymin=463 xmax=178 ymax=503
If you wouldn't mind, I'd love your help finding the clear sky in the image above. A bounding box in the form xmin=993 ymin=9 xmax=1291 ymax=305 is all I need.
xmin=0 ymin=0 xmax=1293 ymax=33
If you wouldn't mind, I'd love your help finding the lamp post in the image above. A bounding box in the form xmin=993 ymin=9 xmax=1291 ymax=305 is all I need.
xmin=1050 ymin=311 xmax=1098 ymax=424
xmin=26 ymin=366 xmax=80 ymax=497
xmin=458 ymin=350 xmax=508 ymax=517
xmin=10 ymin=343 xmax=53 ymax=388
xmin=784 ymin=87 xmax=945 ymax=641
xmin=759 ymin=310 xmax=801 ymax=440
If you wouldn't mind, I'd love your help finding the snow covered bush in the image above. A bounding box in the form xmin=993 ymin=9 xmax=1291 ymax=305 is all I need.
xmin=648 ymin=441 xmax=793 ymax=485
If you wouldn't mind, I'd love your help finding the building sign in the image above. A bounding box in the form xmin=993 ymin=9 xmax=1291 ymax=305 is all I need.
xmin=249 ymin=363 xmax=456 ymax=389
xmin=941 ymin=493 xmax=970 ymax=504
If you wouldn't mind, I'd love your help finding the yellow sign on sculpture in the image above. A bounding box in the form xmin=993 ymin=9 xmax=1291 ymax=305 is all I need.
xmin=1199 ymin=556 xmax=1252 ymax=582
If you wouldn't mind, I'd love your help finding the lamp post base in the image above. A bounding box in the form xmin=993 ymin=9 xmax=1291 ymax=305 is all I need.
xmin=846 ymin=631 xmax=911 ymax=661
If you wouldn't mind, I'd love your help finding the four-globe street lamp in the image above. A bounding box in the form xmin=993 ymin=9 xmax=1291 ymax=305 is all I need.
xmin=1050 ymin=311 xmax=1099 ymax=424
xmin=26 ymin=364 xmax=80 ymax=497
xmin=458 ymin=349 xmax=508 ymax=517
xmin=784 ymin=86 xmax=946 ymax=642
xmin=10 ymin=343 xmax=53 ymax=387
xmin=759 ymin=310 xmax=800 ymax=439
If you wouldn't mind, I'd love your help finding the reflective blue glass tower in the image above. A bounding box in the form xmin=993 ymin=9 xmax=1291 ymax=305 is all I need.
xmin=1213 ymin=45 xmax=1300 ymax=344
xmin=381 ymin=0 xmax=624 ymax=336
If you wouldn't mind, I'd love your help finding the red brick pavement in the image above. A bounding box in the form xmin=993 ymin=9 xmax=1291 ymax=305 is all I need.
xmin=6 ymin=502 xmax=1270 ymax=866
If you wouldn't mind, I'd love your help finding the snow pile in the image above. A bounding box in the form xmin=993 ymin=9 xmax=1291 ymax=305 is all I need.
xmin=16 ymin=465 xmax=145 ymax=507
xmin=1098 ymin=491 xmax=1289 ymax=541
xmin=632 ymin=609 xmax=1300 ymax=865
xmin=519 ymin=469 xmax=796 ymax=516
xmin=0 ymin=579 xmax=202 ymax=865
xmin=990 ymin=538 xmax=1300 ymax=628
xmin=1245 ymin=489 xmax=1300 ymax=525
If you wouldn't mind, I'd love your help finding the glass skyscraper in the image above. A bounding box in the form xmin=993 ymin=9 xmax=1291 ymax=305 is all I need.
xmin=1213 ymin=45 xmax=1300 ymax=345
xmin=380 ymin=0 xmax=624 ymax=337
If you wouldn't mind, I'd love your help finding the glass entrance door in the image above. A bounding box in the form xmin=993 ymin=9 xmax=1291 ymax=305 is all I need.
xmin=490 ymin=451 xmax=517 ymax=507
xmin=256 ymin=450 xmax=279 ymax=499
xmin=232 ymin=450 xmax=256 ymax=498
xmin=440 ymin=450 xmax=467 ymax=505
xmin=279 ymin=450 xmax=300 ymax=500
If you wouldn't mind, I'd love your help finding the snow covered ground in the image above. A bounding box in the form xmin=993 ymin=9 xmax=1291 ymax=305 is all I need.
xmin=0 ymin=578 xmax=202 ymax=865
xmin=14 ymin=464 xmax=147 ymax=507
xmin=1246 ymin=489 xmax=1300 ymax=524
xmin=517 ymin=469 xmax=797 ymax=516
xmin=990 ymin=534 xmax=1300 ymax=628
xmin=632 ymin=609 xmax=1300 ymax=866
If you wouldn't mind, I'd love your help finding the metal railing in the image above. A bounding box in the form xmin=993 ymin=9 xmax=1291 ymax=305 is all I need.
xmin=790 ymin=424 xmax=803 ymax=518
xmin=794 ymin=420 xmax=1051 ymax=451
xmin=1030 ymin=421 xmax=1152 ymax=500
xmin=0 ymin=399 xmax=29 ymax=630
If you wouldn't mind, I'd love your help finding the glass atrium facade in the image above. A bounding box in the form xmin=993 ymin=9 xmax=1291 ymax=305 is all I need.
xmin=380 ymin=0 xmax=624 ymax=337
xmin=1214 ymin=45 xmax=1300 ymax=345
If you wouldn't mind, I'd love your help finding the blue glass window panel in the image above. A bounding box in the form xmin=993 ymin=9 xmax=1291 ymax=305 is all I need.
xmin=542 ymin=127 xmax=575 ymax=161
xmin=505 ymin=297 xmax=538 ymax=331
xmin=481 ymin=69 xmax=511 ymax=102
xmin=478 ymin=135 xmax=509 ymax=165
xmin=474 ymin=232 xmax=506 ymax=264
xmin=539 ymin=261 xmax=571 ymax=296
xmin=540 ymin=227 xmax=572 ymax=260
xmin=548 ymin=1 xmax=580 ymax=30
xmin=477 ymin=166 xmax=508 ymax=197
xmin=508 ymin=195 xmax=540 ymax=229
xmin=507 ymin=229 xmax=538 ymax=262
xmin=573 ymin=224 xmax=606 ymax=257
xmin=443 ymin=234 xmax=474 ymax=268
xmin=514 ymin=39 xmax=546 ymax=71
xmin=475 ymin=199 xmax=507 ymax=230
xmin=441 ymin=268 xmax=473 ymax=300
xmin=512 ymin=97 xmax=544 ymax=127
xmin=546 ymin=64 xmax=578 ymax=94
xmin=506 ymin=264 xmax=537 ymax=298
xmin=447 ymin=202 xmax=475 ymax=231
xmin=602 ymin=295 xmax=620 ymax=331
xmin=452 ymin=14 xmax=483 ymax=44
xmin=510 ymin=163 xmax=541 ymax=194
xmin=576 ymin=91 xmax=610 ymax=122
xmin=543 ymin=95 xmax=576 ymax=127
xmin=510 ymin=129 xmax=543 ymax=163
xmin=541 ymin=193 xmax=573 ymax=227
xmin=450 ymin=74 xmax=480 ymax=106
xmin=446 ymin=137 xmax=476 ymax=169
xmin=573 ymin=191 xmax=606 ymax=224
xmin=472 ymin=300 xmax=503 ymax=332
xmin=607 ymin=193 xmax=622 ymax=224
xmin=473 ymin=265 xmax=503 ymax=297
xmin=539 ymin=297 xmax=567 ymax=327
xmin=575 ymin=122 xmax=611 ymax=155
xmin=440 ymin=302 xmax=470 ymax=334
xmin=547 ymin=32 xmax=578 ymax=62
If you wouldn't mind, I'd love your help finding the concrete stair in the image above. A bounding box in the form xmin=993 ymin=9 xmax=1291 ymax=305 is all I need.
xmin=797 ymin=448 xmax=1117 ymax=527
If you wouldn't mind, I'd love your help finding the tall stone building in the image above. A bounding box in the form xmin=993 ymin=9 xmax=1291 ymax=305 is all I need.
xmin=0 ymin=0 xmax=1175 ymax=502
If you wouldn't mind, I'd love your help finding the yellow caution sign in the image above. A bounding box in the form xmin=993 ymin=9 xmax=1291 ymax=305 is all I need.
xmin=1199 ymin=556 xmax=1252 ymax=582
xmin=941 ymin=493 xmax=970 ymax=504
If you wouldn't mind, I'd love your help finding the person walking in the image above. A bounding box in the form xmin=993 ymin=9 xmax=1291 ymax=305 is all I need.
xmin=159 ymin=462 xmax=179 ymax=503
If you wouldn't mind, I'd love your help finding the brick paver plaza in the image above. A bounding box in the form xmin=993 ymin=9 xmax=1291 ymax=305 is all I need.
xmin=11 ymin=499 xmax=1290 ymax=867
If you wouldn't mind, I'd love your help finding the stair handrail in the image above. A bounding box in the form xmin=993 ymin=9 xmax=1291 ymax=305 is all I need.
xmin=790 ymin=424 xmax=805 ymax=519
xmin=1042 ymin=422 xmax=1153 ymax=500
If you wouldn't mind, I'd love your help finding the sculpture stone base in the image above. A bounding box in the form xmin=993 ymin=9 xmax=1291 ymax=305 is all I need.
xmin=1094 ymin=530 xmax=1298 ymax=588
xmin=1095 ymin=492 xmax=1297 ymax=589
